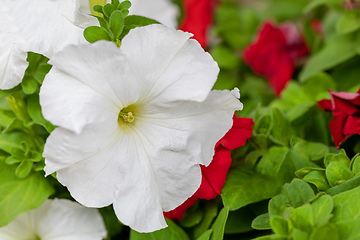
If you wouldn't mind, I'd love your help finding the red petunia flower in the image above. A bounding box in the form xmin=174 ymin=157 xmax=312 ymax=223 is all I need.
xmin=179 ymin=0 xmax=218 ymax=48
xmin=243 ymin=22 xmax=309 ymax=96
xmin=318 ymin=88 xmax=360 ymax=148
xmin=164 ymin=117 xmax=254 ymax=220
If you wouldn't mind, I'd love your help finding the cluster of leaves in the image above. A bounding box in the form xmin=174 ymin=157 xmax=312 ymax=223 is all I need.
xmin=0 ymin=52 xmax=54 ymax=227
xmin=84 ymin=0 xmax=159 ymax=46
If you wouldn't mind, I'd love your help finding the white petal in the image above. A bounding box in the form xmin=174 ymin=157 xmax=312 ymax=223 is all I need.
xmin=112 ymin=128 xmax=202 ymax=232
xmin=36 ymin=199 xmax=106 ymax=240
xmin=0 ymin=199 xmax=106 ymax=240
xmin=8 ymin=0 xmax=91 ymax=58
xmin=129 ymin=0 xmax=179 ymax=28
xmin=40 ymin=41 xmax=150 ymax=133
xmin=142 ymin=88 xmax=243 ymax=167
xmin=120 ymin=24 xmax=218 ymax=103
xmin=0 ymin=4 xmax=28 ymax=89
xmin=61 ymin=0 xmax=99 ymax=29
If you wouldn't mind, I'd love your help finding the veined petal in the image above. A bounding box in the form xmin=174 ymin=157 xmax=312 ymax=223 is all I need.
xmin=141 ymin=88 xmax=242 ymax=167
xmin=40 ymin=64 xmax=121 ymax=133
xmin=7 ymin=0 xmax=90 ymax=58
xmin=121 ymin=24 xmax=218 ymax=103
xmin=0 ymin=199 xmax=106 ymax=240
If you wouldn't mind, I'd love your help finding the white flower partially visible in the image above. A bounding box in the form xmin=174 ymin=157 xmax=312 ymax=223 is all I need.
xmin=0 ymin=0 xmax=97 ymax=90
xmin=0 ymin=199 xmax=107 ymax=240
xmin=40 ymin=24 xmax=242 ymax=232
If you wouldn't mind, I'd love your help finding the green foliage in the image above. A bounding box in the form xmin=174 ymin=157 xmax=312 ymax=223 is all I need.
xmin=0 ymin=159 xmax=54 ymax=227
xmin=84 ymin=1 xmax=159 ymax=46
xmin=130 ymin=219 xmax=190 ymax=240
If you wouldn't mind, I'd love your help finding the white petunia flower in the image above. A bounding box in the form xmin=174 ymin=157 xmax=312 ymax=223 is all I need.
xmin=40 ymin=24 xmax=242 ymax=232
xmin=0 ymin=199 xmax=107 ymax=240
xmin=0 ymin=0 xmax=97 ymax=90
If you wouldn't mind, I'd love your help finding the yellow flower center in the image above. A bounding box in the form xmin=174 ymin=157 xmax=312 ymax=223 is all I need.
xmin=119 ymin=111 xmax=135 ymax=123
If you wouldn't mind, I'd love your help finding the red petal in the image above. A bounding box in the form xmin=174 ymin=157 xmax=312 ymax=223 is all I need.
xmin=243 ymin=22 xmax=304 ymax=96
xmin=218 ymin=117 xmax=254 ymax=150
xmin=163 ymin=196 xmax=198 ymax=220
xmin=330 ymin=91 xmax=360 ymax=115
xmin=195 ymin=145 xmax=232 ymax=199
xmin=318 ymin=99 xmax=333 ymax=111
xmin=343 ymin=115 xmax=360 ymax=135
xmin=329 ymin=113 xmax=348 ymax=148
xmin=179 ymin=0 xmax=218 ymax=47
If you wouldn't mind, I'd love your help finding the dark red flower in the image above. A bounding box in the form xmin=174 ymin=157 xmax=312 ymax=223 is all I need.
xmin=179 ymin=0 xmax=218 ymax=48
xmin=318 ymin=88 xmax=360 ymax=148
xmin=164 ymin=117 xmax=254 ymax=220
xmin=244 ymin=22 xmax=309 ymax=96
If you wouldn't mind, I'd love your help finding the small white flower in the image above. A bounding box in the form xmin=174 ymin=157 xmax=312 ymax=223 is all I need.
xmin=40 ymin=24 xmax=242 ymax=232
xmin=0 ymin=0 xmax=97 ymax=89
xmin=0 ymin=199 xmax=107 ymax=240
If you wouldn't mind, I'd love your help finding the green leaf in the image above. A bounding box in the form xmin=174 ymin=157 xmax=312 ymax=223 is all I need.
xmin=15 ymin=160 xmax=33 ymax=178
xmin=254 ymin=114 xmax=272 ymax=135
xmin=0 ymin=132 xmax=34 ymax=154
xmin=303 ymin=170 xmax=330 ymax=191
xmin=225 ymin=207 xmax=255 ymax=234
xmin=103 ymin=3 xmax=115 ymax=17
xmin=332 ymin=186 xmax=360 ymax=222
xmin=130 ymin=219 xmax=190 ymax=240
xmin=93 ymin=5 xmax=104 ymax=14
xmin=196 ymin=230 xmax=212 ymax=240
xmin=111 ymin=0 xmax=120 ymax=8
xmin=310 ymin=224 xmax=339 ymax=240
xmin=210 ymin=45 xmax=240 ymax=69
xmin=350 ymin=155 xmax=360 ymax=174
xmin=118 ymin=0 xmax=131 ymax=10
xmin=193 ymin=201 xmax=218 ymax=239
xmin=109 ymin=10 xmax=124 ymax=40
xmin=311 ymin=194 xmax=334 ymax=225
xmin=281 ymin=179 xmax=315 ymax=208
xmin=302 ymin=72 xmax=336 ymax=101
xmin=336 ymin=11 xmax=360 ymax=35
xmin=221 ymin=168 xmax=282 ymax=211
xmin=252 ymin=213 xmax=271 ymax=230
xmin=270 ymin=216 xmax=289 ymax=236
xmin=0 ymin=160 xmax=54 ymax=227
xmin=293 ymin=140 xmax=329 ymax=161
xmin=289 ymin=204 xmax=314 ymax=231
xmin=27 ymin=94 xmax=55 ymax=133
xmin=292 ymin=228 xmax=309 ymax=240
xmin=336 ymin=219 xmax=360 ymax=240
xmin=210 ymin=206 xmax=229 ymax=240
xmin=270 ymin=108 xmax=292 ymax=146
xmin=324 ymin=150 xmax=350 ymax=168
xmin=21 ymin=77 xmax=38 ymax=94
xmin=299 ymin=34 xmax=360 ymax=81
xmin=256 ymin=146 xmax=289 ymax=177
xmin=120 ymin=15 xmax=159 ymax=39
xmin=326 ymin=161 xmax=354 ymax=187
xmin=179 ymin=203 xmax=203 ymax=228
xmin=326 ymin=175 xmax=360 ymax=196
xmin=83 ymin=26 xmax=111 ymax=43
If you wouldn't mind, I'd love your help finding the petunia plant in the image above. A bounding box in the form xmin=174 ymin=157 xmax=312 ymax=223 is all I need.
xmin=1 ymin=0 xmax=360 ymax=239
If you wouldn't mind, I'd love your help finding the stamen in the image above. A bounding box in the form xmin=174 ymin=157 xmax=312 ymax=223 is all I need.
xmin=119 ymin=111 xmax=135 ymax=123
